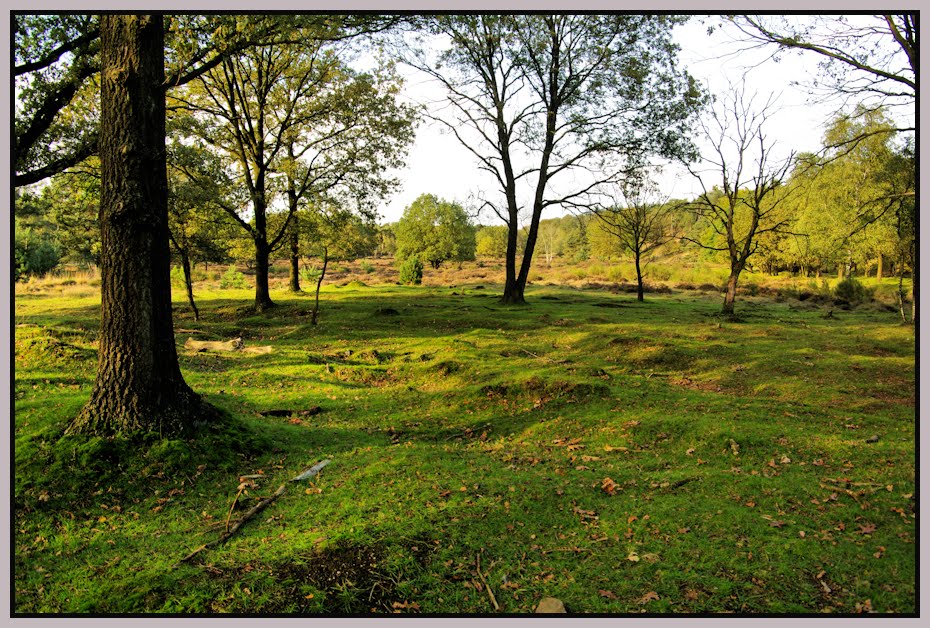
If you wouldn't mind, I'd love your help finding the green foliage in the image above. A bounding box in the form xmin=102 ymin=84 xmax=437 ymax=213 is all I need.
xmin=170 ymin=265 xmax=187 ymax=288
xmin=398 ymin=256 xmax=423 ymax=285
xmin=219 ymin=265 xmax=248 ymax=289
xmin=833 ymin=276 xmax=872 ymax=304
xmin=359 ymin=261 xmax=375 ymax=274
xmin=395 ymin=194 xmax=476 ymax=269
xmin=14 ymin=221 xmax=61 ymax=280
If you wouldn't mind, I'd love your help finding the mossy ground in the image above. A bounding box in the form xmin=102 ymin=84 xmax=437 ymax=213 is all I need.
xmin=13 ymin=263 xmax=916 ymax=614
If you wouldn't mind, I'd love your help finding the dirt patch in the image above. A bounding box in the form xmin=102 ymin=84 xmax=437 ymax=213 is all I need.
xmin=480 ymin=377 xmax=609 ymax=402
xmin=431 ymin=360 xmax=461 ymax=376
xmin=257 ymin=540 xmax=434 ymax=613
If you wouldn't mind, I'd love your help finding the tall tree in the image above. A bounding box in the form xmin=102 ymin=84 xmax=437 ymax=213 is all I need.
xmin=685 ymin=87 xmax=796 ymax=317
xmin=395 ymin=194 xmax=476 ymax=269
xmin=175 ymin=39 xmax=414 ymax=311
xmin=406 ymin=14 xmax=703 ymax=304
xmin=67 ymin=15 xmax=213 ymax=435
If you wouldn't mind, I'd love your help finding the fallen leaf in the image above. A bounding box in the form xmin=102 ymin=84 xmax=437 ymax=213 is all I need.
xmin=799 ymin=531 xmax=806 ymax=538
xmin=627 ymin=552 xmax=640 ymax=562
xmin=601 ymin=477 xmax=619 ymax=495
xmin=638 ymin=591 xmax=660 ymax=604
xmin=857 ymin=523 xmax=877 ymax=535
xmin=780 ymin=455 xmax=791 ymax=464
xmin=686 ymin=448 xmax=695 ymax=456
xmin=769 ymin=520 xmax=787 ymax=528
xmin=598 ymin=590 xmax=618 ymax=600
xmin=305 ymin=593 xmax=314 ymax=599
xmin=604 ymin=445 xmax=628 ymax=453
xmin=684 ymin=589 xmax=699 ymax=601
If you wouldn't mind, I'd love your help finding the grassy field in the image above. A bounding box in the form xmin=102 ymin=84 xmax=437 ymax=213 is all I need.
xmin=13 ymin=260 xmax=916 ymax=614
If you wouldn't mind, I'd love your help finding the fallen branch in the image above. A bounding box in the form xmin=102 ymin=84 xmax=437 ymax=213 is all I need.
xmin=175 ymin=483 xmax=286 ymax=566
xmin=519 ymin=348 xmax=568 ymax=365
xmin=476 ymin=553 xmax=500 ymax=612
xmin=291 ymin=459 xmax=330 ymax=482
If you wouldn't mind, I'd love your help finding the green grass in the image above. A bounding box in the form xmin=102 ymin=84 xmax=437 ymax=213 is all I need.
xmin=13 ymin=280 xmax=916 ymax=614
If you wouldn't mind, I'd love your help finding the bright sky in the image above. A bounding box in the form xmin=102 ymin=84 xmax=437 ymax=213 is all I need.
xmin=377 ymin=15 xmax=855 ymax=225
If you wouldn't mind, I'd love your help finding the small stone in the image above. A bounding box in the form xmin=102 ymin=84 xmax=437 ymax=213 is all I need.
xmin=866 ymin=434 xmax=880 ymax=443
xmin=535 ymin=597 xmax=566 ymax=613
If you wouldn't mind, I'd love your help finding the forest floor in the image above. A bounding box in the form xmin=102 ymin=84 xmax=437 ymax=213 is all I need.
xmin=13 ymin=262 xmax=916 ymax=614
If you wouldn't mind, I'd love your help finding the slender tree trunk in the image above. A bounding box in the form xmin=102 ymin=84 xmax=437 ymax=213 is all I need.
xmin=837 ymin=263 xmax=845 ymax=281
xmin=181 ymin=252 xmax=199 ymax=321
xmin=634 ymin=251 xmax=644 ymax=302
xmin=311 ymin=249 xmax=328 ymax=325
xmin=876 ymin=252 xmax=883 ymax=282
xmin=288 ymin=224 xmax=301 ymax=293
xmin=70 ymin=14 xmax=213 ymax=436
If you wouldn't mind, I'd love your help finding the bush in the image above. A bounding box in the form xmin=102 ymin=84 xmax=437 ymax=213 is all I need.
xmin=399 ymin=257 xmax=423 ymax=285
xmin=360 ymin=261 xmax=375 ymax=274
xmin=219 ymin=265 xmax=248 ymax=289
xmin=15 ymin=229 xmax=61 ymax=280
xmin=833 ymin=276 xmax=872 ymax=304
xmin=301 ymin=266 xmax=322 ymax=285
xmin=170 ymin=265 xmax=186 ymax=288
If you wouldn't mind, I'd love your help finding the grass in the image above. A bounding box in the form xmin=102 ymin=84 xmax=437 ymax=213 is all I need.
xmin=13 ymin=263 xmax=916 ymax=615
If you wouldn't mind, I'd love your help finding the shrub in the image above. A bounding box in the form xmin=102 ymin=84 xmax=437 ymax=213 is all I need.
xmin=219 ymin=265 xmax=248 ymax=289
xmin=834 ymin=276 xmax=872 ymax=304
xmin=170 ymin=265 xmax=186 ymax=288
xmin=360 ymin=261 xmax=375 ymax=274
xmin=301 ymin=266 xmax=322 ymax=285
xmin=399 ymin=257 xmax=423 ymax=285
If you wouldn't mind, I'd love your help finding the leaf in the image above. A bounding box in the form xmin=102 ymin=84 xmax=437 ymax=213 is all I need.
xmin=638 ymin=591 xmax=660 ymax=604
xmin=598 ymin=589 xmax=618 ymax=600
xmin=686 ymin=448 xmax=695 ymax=456
xmin=627 ymin=552 xmax=640 ymax=562
xmin=604 ymin=444 xmax=628 ymax=452
xmin=780 ymin=455 xmax=791 ymax=464
xmin=768 ymin=520 xmax=787 ymax=528
xmin=857 ymin=523 xmax=877 ymax=535
xmin=601 ymin=477 xmax=619 ymax=495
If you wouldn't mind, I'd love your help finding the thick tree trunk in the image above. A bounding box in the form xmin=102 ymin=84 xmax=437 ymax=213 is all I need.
xmin=722 ymin=266 xmax=742 ymax=317
xmin=501 ymin=218 xmax=524 ymax=305
xmin=288 ymin=225 xmax=301 ymax=293
xmin=253 ymin=236 xmax=274 ymax=311
xmin=181 ymin=252 xmax=199 ymax=321
xmin=69 ymin=15 xmax=212 ymax=436
xmin=634 ymin=253 xmax=644 ymax=302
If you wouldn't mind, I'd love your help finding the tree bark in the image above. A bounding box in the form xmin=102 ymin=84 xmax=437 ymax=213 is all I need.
xmin=722 ymin=267 xmax=741 ymax=317
xmin=69 ymin=15 xmax=213 ymax=436
xmin=876 ymin=252 xmax=884 ymax=282
xmin=634 ymin=252 xmax=644 ymax=302
xmin=180 ymin=251 xmax=199 ymax=321
xmin=253 ymin=235 xmax=274 ymax=311
xmin=311 ymin=249 xmax=328 ymax=325
xmin=288 ymin=222 xmax=301 ymax=293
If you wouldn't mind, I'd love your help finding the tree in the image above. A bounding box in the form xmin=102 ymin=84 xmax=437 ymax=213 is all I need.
xmin=67 ymin=15 xmax=215 ymax=435
xmin=166 ymin=140 xmax=241 ymax=319
xmin=395 ymin=193 xmax=476 ymax=269
xmin=727 ymin=15 xmax=916 ymax=132
xmin=406 ymin=15 xmax=703 ymax=304
xmin=727 ymin=14 xmax=917 ymax=322
xmin=592 ymin=177 xmax=677 ymax=301
xmin=174 ymin=38 xmax=414 ymax=311
xmin=300 ymin=205 xmax=378 ymax=324
xmin=685 ymin=87 xmax=796 ymax=317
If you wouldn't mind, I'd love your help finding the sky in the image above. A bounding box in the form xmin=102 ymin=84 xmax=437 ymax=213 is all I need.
xmin=377 ymin=15 xmax=867 ymax=225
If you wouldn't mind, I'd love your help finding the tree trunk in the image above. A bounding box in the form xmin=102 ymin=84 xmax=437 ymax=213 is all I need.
xmin=837 ymin=262 xmax=845 ymax=281
xmin=253 ymin=236 xmax=274 ymax=311
xmin=311 ymin=250 xmax=328 ymax=325
xmin=69 ymin=15 xmax=213 ymax=436
xmin=501 ymin=218 xmax=524 ymax=305
xmin=634 ymin=252 xmax=644 ymax=302
xmin=288 ymin=224 xmax=301 ymax=293
xmin=876 ymin=252 xmax=883 ymax=282
xmin=181 ymin=252 xmax=199 ymax=321
xmin=722 ymin=267 xmax=741 ymax=317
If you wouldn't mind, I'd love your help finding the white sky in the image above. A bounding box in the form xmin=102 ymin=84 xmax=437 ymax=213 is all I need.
xmin=377 ymin=15 xmax=868 ymax=225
